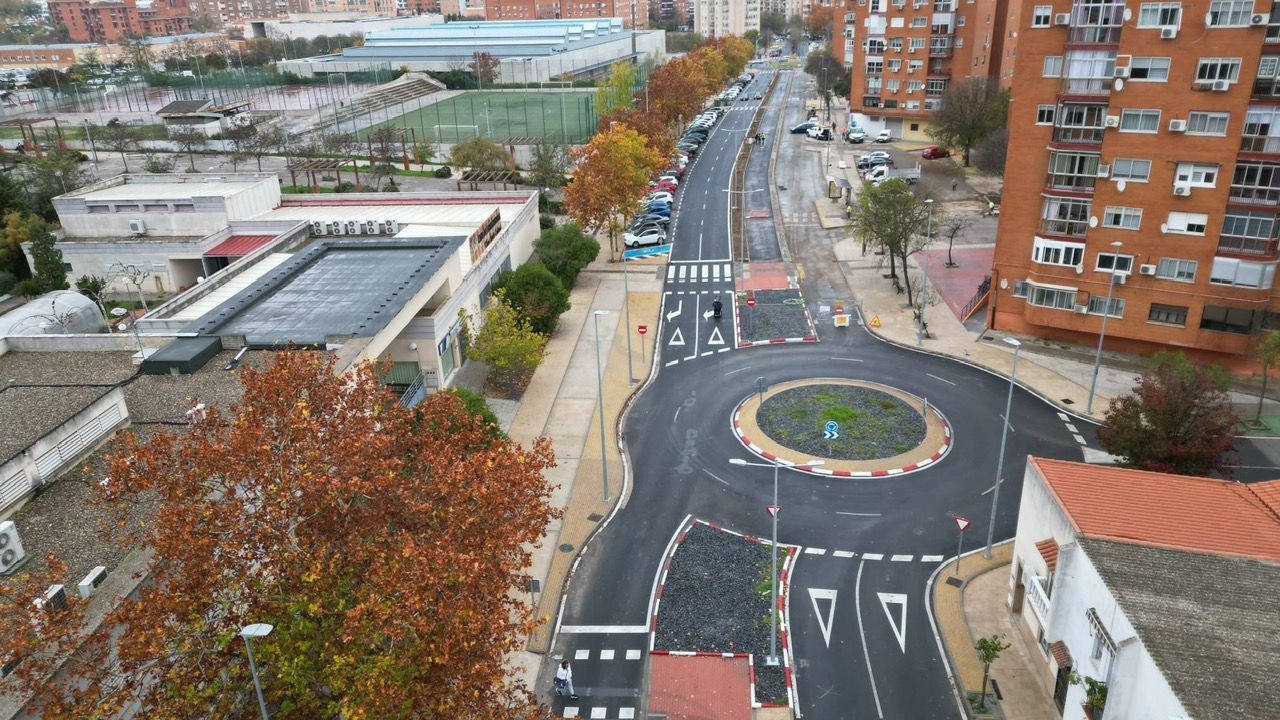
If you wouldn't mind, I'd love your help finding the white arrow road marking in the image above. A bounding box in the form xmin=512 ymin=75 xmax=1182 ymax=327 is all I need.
xmin=707 ymin=325 xmax=725 ymax=345
xmin=703 ymin=309 xmax=715 ymax=320
xmin=808 ymin=588 xmax=838 ymax=648
xmin=668 ymin=327 xmax=686 ymax=347
xmin=666 ymin=299 xmax=683 ymax=321
xmin=877 ymin=592 xmax=908 ymax=653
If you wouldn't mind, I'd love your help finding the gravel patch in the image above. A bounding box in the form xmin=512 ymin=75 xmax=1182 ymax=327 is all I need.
xmin=655 ymin=522 xmax=789 ymax=704
xmin=757 ymin=384 xmax=925 ymax=460
xmin=740 ymin=289 xmax=814 ymax=342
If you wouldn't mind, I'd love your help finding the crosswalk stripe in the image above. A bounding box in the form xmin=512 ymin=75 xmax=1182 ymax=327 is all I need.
xmin=890 ymin=554 xmax=913 ymax=562
xmin=833 ymin=550 xmax=857 ymax=558
xmin=667 ymin=265 xmax=675 ymax=281
xmin=862 ymin=553 xmax=884 ymax=560
xmin=722 ymin=262 xmax=731 ymax=277
xmin=574 ymin=649 xmax=590 ymax=660
xmin=679 ymin=265 xmax=687 ymax=281
xmin=625 ymin=649 xmax=642 ymax=660
xmin=921 ymin=555 xmax=945 ymax=562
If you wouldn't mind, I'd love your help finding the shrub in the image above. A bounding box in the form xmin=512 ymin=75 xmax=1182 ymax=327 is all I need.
xmin=434 ymin=165 xmax=452 ymax=178
xmin=335 ymin=181 xmax=356 ymax=193
xmin=448 ymin=386 xmax=505 ymax=438
xmin=492 ymin=261 xmax=570 ymax=335
xmin=539 ymin=213 xmax=555 ymax=230
xmin=0 ymin=269 xmax=15 ymax=294
xmin=532 ymin=223 xmax=599 ymax=289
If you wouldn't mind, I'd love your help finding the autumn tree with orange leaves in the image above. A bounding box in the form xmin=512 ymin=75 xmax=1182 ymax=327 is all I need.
xmin=564 ymin=123 xmax=663 ymax=259
xmin=0 ymin=352 xmax=559 ymax=719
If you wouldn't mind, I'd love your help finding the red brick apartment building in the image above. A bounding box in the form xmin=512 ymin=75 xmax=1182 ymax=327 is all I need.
xmin=990 ymin=0 xmax=1280 ymax=367
xmin=485 ymin=0 xmax=648 ymax=26
xmin=842 ymin=0 xmax=1014 ymax=139
xmin=48 ymin=0 xmax=190 ymax=43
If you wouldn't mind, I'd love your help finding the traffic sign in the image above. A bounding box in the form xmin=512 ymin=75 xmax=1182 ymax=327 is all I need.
xmin=766 ymin=505 xmax=781 ymax=518
xmin=955 ymin=516 xmax=971 ymax=532
xmin=870 ymin=315 xmax=882 ymax=328
xmin=823 ymin=420 xmax=840 ymax=440
xmin=746 ymin=296 xmax=757 ymax=308
xmin=638 ymin=325 xmax=648 ymax=335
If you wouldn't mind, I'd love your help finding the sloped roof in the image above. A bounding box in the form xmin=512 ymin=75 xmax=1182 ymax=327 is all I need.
xmin=1035 ymin=538 xmax=1059 ymax=572
xmin=156 ymin=99 xmax=213 ymax=115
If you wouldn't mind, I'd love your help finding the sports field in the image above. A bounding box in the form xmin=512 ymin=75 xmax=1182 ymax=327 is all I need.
xmin=368 ymin=90 xmax=598 ymax=144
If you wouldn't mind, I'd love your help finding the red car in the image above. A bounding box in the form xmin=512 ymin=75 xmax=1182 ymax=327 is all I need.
xmin=921 ymin=146 xmax=951 ymax=159
xmin=650 ymin=180 xmax=677 ymax=193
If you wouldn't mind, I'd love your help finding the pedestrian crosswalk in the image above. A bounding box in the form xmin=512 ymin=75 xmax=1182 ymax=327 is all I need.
xmin=666 ymin=262 xmax=733 ymax=284
xmin=552 ymin=633 xmax=645 ymax=719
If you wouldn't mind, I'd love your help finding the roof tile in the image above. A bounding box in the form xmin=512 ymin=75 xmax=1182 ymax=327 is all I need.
xmin=1035 ymin=538 xmax=1059 ymax=572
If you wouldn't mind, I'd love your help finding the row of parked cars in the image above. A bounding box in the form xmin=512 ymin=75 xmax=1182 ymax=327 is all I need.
xmin=625 ymin=106 xmax=727 ymax=247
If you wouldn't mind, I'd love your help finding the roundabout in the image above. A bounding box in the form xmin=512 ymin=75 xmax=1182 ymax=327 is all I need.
xmin=731 ymin=378 xmax=952 ymax=477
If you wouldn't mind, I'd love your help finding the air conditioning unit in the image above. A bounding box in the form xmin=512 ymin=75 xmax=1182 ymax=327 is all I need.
xmin=1168 ymin=119 xmax=1188 ymax=132
xmin=77 ymin=566 xmax=107 ymax=598
xmin=1113 ymin=66 xmax=1131 ymax=78
xmin=1115 ymin=271 xmax=1129 ymax=284
xmin=1173 ymin=182 xmax=1192 ymax=196
xmin=385 ymin=219 xmax=399 ymax=234
xmin=1139 ymin=264 xmax=1157 ymax=275
xmin=34 ymin=584 xmax=67 ymax=614
xmin=1251 ymin=13 xmax=1268 ymax=25
xmin=128 ymin=218 xmax=146 ymax=236
xmin=1193 ymin=80 xmax=1215 ymax=91
xmin=1212 ymin=79 xmax=1230 ymax=91
xmin=1159 ymin=26 xmax=1178 ymax=38
xmin=1104 ymin=115 xmax=1120 ymax=128
xmin=329 ymin=221 xmax=344 ymax=235
xmin=1096 ymin=164 xmax=1111 ymax=178
xmin=909 ymin=46 xmax=917 ymax=53
xmin=364 ymin=220 xmax=379 ymax=234
xmin=311 ymin=220 xmax=326 ymax=235
xmin=0 ymin=521 xmax=25 ymax=574
xmin=1073 ymin=304 xmax=1089 ymax=314
xmin=1054 ymin=12 xmax=1071 ymax=25
xmin=345 ymin=220 xmax=358 ymax=235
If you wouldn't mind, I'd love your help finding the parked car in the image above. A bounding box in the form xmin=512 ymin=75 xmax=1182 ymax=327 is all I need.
xmin=647 ymin=191 xmax=674 ymax=204
xmin=875 ymin=129 xmax=892 ymax=143
xmin=856 ymin=153 xmax=891 ymax=169
xmin=665 ymin=166 xmax=685 ymax=178
xmin=807 ymin=127 xmax=833 ymax=141
xmin=656 ymin=174 xmax=681 ymax=185
xmin=629 ymin=221 xmax=666 ymax=236
xmin=753 ymin=94 xmax=763 ymax=99
xmin=650 ymin=182 xmax=678 ymax=194
xmin=624 ymin=227 xmax=667 ymax=248
xmin=641 ymin=203 xmax=671 ymax=215
xmin=846 ymin=128 xmax=866 ymax=143
xmin=633 ymin=213 xmax=670 ymax=226
xmin=921 ymin=145 xmax=951 ymax=159
xmin=790 ymin=121 xmax=817 ymax=134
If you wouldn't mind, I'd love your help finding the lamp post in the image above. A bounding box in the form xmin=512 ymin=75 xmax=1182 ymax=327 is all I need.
xmin=985 ymin=337 xmax=1021 ymax=559
xmin=729 ymin=457 xmax=825 ymax=666
xmin=918 ymin=198 xmax=934 ymax=347
xmin=239 ymin=623 xmax=273 ymax=720
xmin=1087 ymin=240 xmax=1124 ymax=415
xmin=110 ymin=307 xmax=143 ymax=353
xmin=593 ymin=310 xmax=611 ymax=501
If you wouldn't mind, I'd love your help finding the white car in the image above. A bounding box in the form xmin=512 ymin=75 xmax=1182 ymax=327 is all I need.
xmin=647 ymin=191 xmax=674 ymax=204
xmin=657 ymin=174 xmax=680 ymax=185
xmin=875 ymin=129 xmax=892 ymax=143
xmin=624 ymin=227 xmax=667 ymax=248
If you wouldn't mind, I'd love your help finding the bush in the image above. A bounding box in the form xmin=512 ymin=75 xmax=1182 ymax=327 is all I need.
xmin=492 ymin=261 xmax=570 ymax=335
xmin=448 ymin=386 xmax=505 ymax=438
xmin=511 ymin=173 xmax=525 ymax=185
xmin=0 ymin=269 xmax=15 ymax=294
xmin=383 ymin=179 xmax=400 ymax=192
xmin=539 ymin=213 xmax=556 ymax=230
xmin=335 ymin=181 xmax=356 ymax=193
xmin=434 ymin=165 xmax=452 ymax=178
xmin=533 ymin=223 xmax=599 ymax=289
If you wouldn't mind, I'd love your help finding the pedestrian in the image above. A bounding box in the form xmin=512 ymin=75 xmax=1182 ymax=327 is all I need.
xmin=554 ymin=659 xmax=577 ymax=700
xmin=951 ymin=179 xmax=958 ymax=192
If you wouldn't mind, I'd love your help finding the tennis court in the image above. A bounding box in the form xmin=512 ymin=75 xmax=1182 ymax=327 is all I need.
xmin=367 ymin=90 xmax=598 ymax=144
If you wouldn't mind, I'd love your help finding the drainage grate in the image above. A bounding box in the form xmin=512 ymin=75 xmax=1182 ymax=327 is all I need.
xmin=945 ymin=576 xmax=964 ymax=588
xmin=1061 ymin=398 xmax=1075 ymax=405
xmin=587 ymin=513 xmax=603 ymax=522
xmin=991 ymin=678 xmax=1003 ymax=700
xmin=558 ymin=544 xmax=574 ymax=553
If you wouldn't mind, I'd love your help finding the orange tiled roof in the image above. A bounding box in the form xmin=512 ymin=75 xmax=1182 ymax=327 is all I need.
xmin=1029 ymin=457 xmax=1280 ymax=562
xmin=1035 ymin=538 xmax=1059 ymax=572
xmin=1048 ymin=640 xmax=1072 ymax=669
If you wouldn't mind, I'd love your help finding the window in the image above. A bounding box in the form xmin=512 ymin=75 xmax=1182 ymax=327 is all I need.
xmin=1041 ymin=198 xmax=1092 ymax=237
xmin=888 ymin=59 xmax=902 ymax=71
xmin=1195 ymin=57 xmax=1242 ymax=82
xmin=1033 ymin=236 xmax=1086 ymax=265
xmin=1257 ymin=55 xmax=1280 ymax=96
xmin=1149 ymin=303 xmax=1189 ymax=325
xmin=1166 ymin=211 xmax=1209 ymax=234
xmin=1111 ymin=156 xmax=1152 ymax=180
xmin=1055 ymin=103 xmax=1109 ymax=143
xmin=1128 ymin=57 xmax=1171 ymax=81
xmin=1201 ymin=303 xmax=1258 ymax=332
xmin=1036 ymin=104 xmax=1056 ymax=124
xmin=1032 ymin=4 xmax=1052 ymax=26
xmin=1028 ymin=285 xmax=1079 ymax=310
xmin=1087 ymin=608 xmax=1118 ymax=677
xmin=1242 ymin=106 xmax=1280 ymax=153
xmin=1156 ymin=258 xmax=1198 ymax=281
xmin=867 ymin=38 xmax=886 ymax=53
xmin=1096 ymin=253 xmax=1135 ymax=272
xmin=1219 ymin=210 xmax=1280 ymax=255
xmin=1088 ymin=295 xmax=1126 ymax=316
xmin=912 ymin=16 xmax=927 ymax=26
xmin=1120 ymin=109 xmax=1161 ymax=132
xmin=1048 ymin=151 xmax=1101 ymax=190
xmin=926 ymin=79 xmax=948 ymax=96
xmin=1230 ymin=161 xmax=1280 ymax=203
xmin=1043 ymin=55 xmax=1063 ymax=77
xmin=889 ymin=37 xmax=904 ymax=50
xmin=1103 ymin=206 xmax=1142 ymax=229
xmin=886 ymin=79 xmax=901 ymax=92
xmin=1207 ymin=0 xmax=1253 ymax=27
xmin=908 ymin=60 xmax=924 ymax=72
xmin=909 ymin=37 xmax=926 ymax=50
xmin=1186 ymin=111 xmax=1230 ymax=135
xmin=1012 ymin=280 xmax=1029 ymax=297
xmin=1064 ymin=50 xmax=1117 ymax=93
xmin=867 ymin=60 xmax=884 ymax=74
xmin=906 ymin=80 xmax=924 ymax=91
xmin=1175 ymin=162 xmax=1219 ymax=187
xmin=1137 ymin=1 xmax=1182 ymax=27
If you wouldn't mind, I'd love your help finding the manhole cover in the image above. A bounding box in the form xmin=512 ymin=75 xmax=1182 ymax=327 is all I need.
xmin=558 ymin=544 xmax=575 ymax=553
xmin=945 ymin=576 xmax=964 ymax=587
xmin=587 ymin=513 xmax=603 ymax=521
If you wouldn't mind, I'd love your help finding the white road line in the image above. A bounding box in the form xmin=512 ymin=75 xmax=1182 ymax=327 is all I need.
xmin=836 ymin=511 xmax=881 ymax=516
xmin=625 ymin=650 xmax=642 ymax=661
xmin=1057 ymin=412 xmax=1070 ymax=421
xmin=665 ymin=360 xmax=679 ymax=367
xmin=926 ymin=373 xmax=956 ymax=386
xmin=890 ymin=554 xmax=913 ymax=562
xmin=921 ymin=555 xmax=945 ymax=562
xmin=563 ymin=707 xmax=578 ymax=718
xmin=804 ymin=547 xmax=828 ymax=555
xmin=1065 ymin=423 xmax=1079 ymax=433
xmin=718 ymin=347 xmax=731 ymax=353
xmin=833 ymin=550 xmax=857 ymax=558
xmin=599 ymin=649 xmax=616 ymax=660
xmin=862 ymin=553 xmax=884 ymax=560
xmin=678 ymin=265 xmax=687 ymax=281
xmin=574 ymin=649 xmax=590 ymax=660
xmin=725 ymin=366 xmax=750 ymax=374
xmin=559 ymin=625 xmax=650 ymax=634
xmin=703 ymin=468 xmax=730 ymax=486
xmin=854 ymin=561 xmax=886 ymax=719
xmin=999 ymin=415 xmax=1015 ymax=433
xmin=673 ymin=406 xmax=681 ymax=423
xmin=722 ymin=262 xmax=731 ymax=276
xmin=667 ymin=265 xmax=675 ymax=281
xmin=619 ymin=709 xmax=636 ymax=719
xmin=832 ymin=356 xmax=863 ymax=362
xmin=1073 ymin=433 xmax=1087 ymax=445
xmin=590 ymin=708 xmax=607 ymax=719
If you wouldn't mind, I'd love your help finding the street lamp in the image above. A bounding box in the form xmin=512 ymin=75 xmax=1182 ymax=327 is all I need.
xmin=110 ymin=307 xmax=143 ymax=354
xmin=985 ymin=337 xmax=1021 ymax=559
xmin=729 ymin=456 xmax=825 ymax=666
xmin=1087 ymin=240 xmax=1124 ymax=415
xmin=239 ymin=623 xmax=273 ymax=720
xmin=592 ymin=310 xmax=611 ymax=501
xmin=918 ymin=198 xmax=935 ymax=347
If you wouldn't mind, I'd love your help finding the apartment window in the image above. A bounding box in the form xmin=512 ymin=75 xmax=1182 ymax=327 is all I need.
xmin=889 ymin=37 xmax=905 ymax=50
xmin=1064 ymin=50 xmax=1117 ymax=90
xmin=1207 ymin=0 xmax=1253 ymax=27
xmin=1048 ymin=151 xmax=1101 ymax=190
xmin=1219 ymin=210 xmax=1280 ymax=255
xmin=1096 ymin=253 xmax=1135 ymax=273
xmin=1201 ymin=303 xmax=1258 ymax=332
xmin=909 ymin=37 xmax=926 ymax=50
xmin=1257 ymin=55 xmax=1280 ymax=96
xmin=1128 ymin=57 xmax=1171 ymax=81
xmin=1231 ymin=161 xmax=1280 ymax=203
xmin=1028 ymin=285 xmax=1079 ymax=310
xmin=888 ymin=59 xmax=903 ymax=71
xmin=906 ymin=80 xmax=925 ymax=91
xmin=1120 ymin=109 xmax=1161 ymax=132
xmin=1211 ymin=258 xmax=1276 ymax=287
xmin=1036 ymin=104 xmax=1056 ymax=124
xmin=867 ymin=60 xmax=885 ymax=73
xmin=1149 ymin=303 xmax=1189 ymax=325
xmin=1242 ymin=106 xmax=1280 ymax=153
xmin=1033 ymin=236 xmax=1087 ymax=265
xmin=1087 ymin=609 xmax=1118 ymax=677
xmin=1195 ymin=57 xmax=1242 ymax=82
xmin=1103 ymin=206 xmax=1142 ymax=229
xmin=908 ymin=60 xmax=924 ymax=72
xmin=886 ymin=79 xmax=901 ymax=92
xmin=1166 ymin=211 xmax=1209 ymax=234
xmin=1087 ymin=295 xmax=1125 ymax=316
xmin=957 ymin=14 xmax=966 ymax=25
xmin=867 ymin=38 xmax=886 ymax=53
xmin=1042 ymin=197 xmax=1092 ymax=237
xmin=1043 ymin=55 xmax=1063 ymax=77
xmin=1032 ymin=4 xmax=1052 ymax=26
xmin=1137 ymin=1 xmax=1182 ymax=27
xmin=1055 ymin=103 xmax=1108 ymax=143
xmin=912 ymin=16 xmax=927 ymax=26
xmin=1012 ymin=280 xmax=1029 ymax=297
xmin=926 ymin=79 xmax=948 ymax=96
xmin=1156 ymin=258 xmax=1198 ymax=281
xmin=1175 ymin=162 xmax=1219 ymax=187
xmin=1186 ymin=111 xmax=1230 ymax=135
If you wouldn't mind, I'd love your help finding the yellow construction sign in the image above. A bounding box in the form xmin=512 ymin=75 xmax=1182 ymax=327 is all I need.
xmin=870 ymin=315 xmax=882 ymax=328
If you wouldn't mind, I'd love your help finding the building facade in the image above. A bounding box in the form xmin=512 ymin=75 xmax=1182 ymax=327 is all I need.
xmin=842 ymin=0 xmax=1012 ymax=139
xmin=48 ymin=0 xmax=192 ymax=43
xmin=694 ymin=0 xmax=760 ymax=38
xmin=485 ymin=0 xmax=646 ymax=27
xmin=990 ymin=0 xmax=1280 ymax=366
xmin=0 ymin=33 xmax=233 ymax=71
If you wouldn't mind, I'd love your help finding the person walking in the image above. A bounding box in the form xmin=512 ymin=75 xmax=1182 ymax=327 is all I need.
xmin=951 ymin=179 xmax=958 ymax=193
xmin=554 ymin=659 xmax=577 ymax=700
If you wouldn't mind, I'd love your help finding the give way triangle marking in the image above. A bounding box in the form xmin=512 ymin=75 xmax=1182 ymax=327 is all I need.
xmin=877 ymin=592 xmax=908 ymax=653
xmin=707 ymin=325 xmax=725 ymax=346
xmin=668 ymin=327 xmax=685 ymax=346
xmin=807 ymin=588 xmax=838 ymax=648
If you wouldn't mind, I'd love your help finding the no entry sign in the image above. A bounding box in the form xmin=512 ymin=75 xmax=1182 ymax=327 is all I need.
xmin=638 ymin=325 xmax=648 ymax=335
xmin=746 ymin=296 xmax=757 ymax=308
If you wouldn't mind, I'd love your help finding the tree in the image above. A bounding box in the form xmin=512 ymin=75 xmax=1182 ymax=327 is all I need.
xmin=744 ymin=29 xmax=760 ymax=47
xmin=761 ymin=12 xmax=787 ymax=37
xmin=1256 ymin=332 xmax=1280 ymax=422
xmin=0 ymin=175 xmax=31 ymax=280
xmin=494 ymin=260 xmax=570 ymax=335
xmin=141 ymin=153 xmax=175 ymax=173
xmin=448 ymin=137 xmax=512 ymax=172
xmin=928 ymin=78 xmax=1008 ymax=166
xmin=167 ymin=127 xmax=208 ymax=172
xmin=96 ymin=122 xmax=143 ymax=172
xmin=595 ymin=60 xmax=637 ymax=119
xmin=805 ymin=50 xmax=847 ymax=117
xmin=973 ymin=126 xmax=1008 ymax=176
xmin=1097 ymin=351 xmax=1237 ymax=476
xmin=940 ymin=217 xmax=969 ymax=268
xmin=470 ymin=51 xmax=499 ymax=86
xmin=564 ymin=124 xmax=663 ymax=259
xmin=246 ymin=125 xmax=284 ymax=172
xmin=850 ymin=179 xmax=935 ymax=305
xmin=21 ymin=148 xmax=93 ymax=221
xmin=974 ymin=635 xmax=1011 ymax=711
xmin=534 ymin=222 xmax=599 ymax=288
xmin=806 ymin=5 xmax=837 ymax=40
xmin=20 ymin=215 xmax=67 ymax=294
xmin=461 ymin=288 xmax=548 ymax=384
xmin=1 ymin=351 xmax=558 ymax=718
xmin=74 ymin=273 xmax=109 ymax=323
xmin=528 ymin=141 xmax=570 ymax=189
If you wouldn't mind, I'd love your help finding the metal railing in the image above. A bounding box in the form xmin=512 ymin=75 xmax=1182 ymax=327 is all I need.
xmin=961 ymin=275 xmax=992 ymax=320
xmin=399 ymin=372 xmax=427 ymax=408
xmin=1027 ymin=575 xmax=1053 ymax=622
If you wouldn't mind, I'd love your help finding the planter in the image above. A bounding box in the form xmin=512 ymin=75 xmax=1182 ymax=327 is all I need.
xmin=965 ymin=691 xmax=1004 ymax=719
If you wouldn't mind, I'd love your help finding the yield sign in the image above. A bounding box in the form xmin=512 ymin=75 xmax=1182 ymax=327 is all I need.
xmin=955 ymin=516 xmax=972 ymax=532
xmin=807 ymin=588 xmax=838 ymax=648
xmin=668 ymin=327 xmax=686 ymax=346
xmin=707 ymin=325 xmax=725 ymax=346
xmin=766 ymin=505 xmax=781 ymax=518
xmin=878 ymin=592 xmax=908 ymax=653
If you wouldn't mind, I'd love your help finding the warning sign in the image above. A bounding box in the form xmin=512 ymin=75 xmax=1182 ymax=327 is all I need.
xmin=869 ymin=315 xmax=882 ymax=328
xmin=833 ymin=314 xmax=850 ymax=328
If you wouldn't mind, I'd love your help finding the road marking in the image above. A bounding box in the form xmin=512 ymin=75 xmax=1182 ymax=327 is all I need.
xmin=833 ymin=550 xmax=857 ymax=558
xmin=855 ymin=562 xmax=886 ymax=719
xmin=862 ymin=553 xmax=884 ymax=560
xmin=668 ymin=327 xmax=685 ymax=346
xmin=563 ymin=707 xmax=578 ymax=718
xmin=666 ymin=299 xmax=682 ymax=321
xmin=703 ymin=468 xmax=730 ymax=486
xmin=708 ymin=326 xmax=725 ymax=345
xmin=1065 ymin=423 xmax=1079 ymax=433
xmin=926 ymin=373 xmax=956 ymax=386
xmin=665 ymin=360 xmax=679 ymax=367
xmin=701 ymin=265 xmax=708 ymax=281
xmin=701 ymin=351 xmax=714 ymax=357
xmin=877 ymin=592 xmax=909 ymax=653
xmin=575 ymin=649 xmax=590 ymax=660
xmin=599 ymin=649 xmax=616 ymax=660
xmin=804 ymin=547 xmax=828 ymax=555
xmin=673 ymin=406 xmax=681 ymax=423
xmin=807 ymin=588 xmax=839 ymax=648
xmin=1057 ymin=412 xmax=1070 ymax=421
xmin=559 ymin=625 xmax=650 ymax=634
xmin=890 ymin=554 xmax=913 ymax=562
xmin=718 ymin=347 xmax=731 ymax=353
xmin=722 ymin=262 xmax=731 ymax=277
xmin=667 ymin=265 xmax=675 ymax=281
xmin=836 ymin=511 xmax=881 ymax=517
xmin=981 ymin=478 xmax=1004 ymax=496
xmin=625 ymin=649 xmax=642 ymax=660
xmin=619 ymin=709 xmax=636 ymax=719
xmin=831 ymin=356 xmax=863 ymax=362
xmin=999 ymin=415 xmax=1015 ymax=433
xmin=591 ymin=708 xmax=607 ymax=719
xmin=921 ymin=555 xmax=944 ymax=562
xmin=726 ymin=366 xmax=750 ymax=375
xmin=1073 ymin=434 xmax=1087 ymax=445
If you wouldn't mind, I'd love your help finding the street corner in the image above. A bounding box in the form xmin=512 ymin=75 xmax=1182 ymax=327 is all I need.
xmin=729 ymin=378 xmax=953 ymax=478
xmin=928 ymin=542 xmax=1017 ymax=708
xmin=734 ymin=288 xmax=818 ymax=347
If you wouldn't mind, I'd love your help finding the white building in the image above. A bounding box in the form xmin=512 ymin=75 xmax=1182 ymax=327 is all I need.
xmin=1009 ymin=457 xmax=1280 ymax=720
xmin=693 ymin=0 xmax=759 ymax=39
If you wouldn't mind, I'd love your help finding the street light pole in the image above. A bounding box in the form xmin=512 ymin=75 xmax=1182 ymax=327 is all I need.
xmin=1087 ymin=240 xmax=1124 ymax=415
xmin=919 ymin=198 xmax=934 ymax=347
xmin=593 ymin=310 xmax=611 ymax=501
xmin=985 ymin=337 xmax=1021 ymax=559
xmin=239 ymin=623 xmax=274 ymax=720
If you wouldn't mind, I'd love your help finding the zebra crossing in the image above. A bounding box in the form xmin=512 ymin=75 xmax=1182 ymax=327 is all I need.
xmin=665 ymin=262 xmax=733 ymax=284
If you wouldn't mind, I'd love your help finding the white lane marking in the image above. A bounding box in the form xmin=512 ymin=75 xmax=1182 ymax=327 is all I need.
xmin=619 ymin=709 xmax=636 ymax=719
xmin=1073 ymin=434 xmax=1087 ymax=445
xmin=1057 ymin=412 xmax=1070 ymax=421
xmin=708 ymin=326 xmax=725 ymax=346
xmin=855 ymin=562 xmax=886 ymax=719
xmin=926 ymin=373 xmax=956 ymax=386
xmin=722 ymin=262 xmax=731 ymax=277
xmin=667 ymin=265 xmax=675 ymax=281
xmin=590 ymin=708 xmax=606 ymax=719
xmin=668 ymin=327 xmax=685 ymax=346
xmin=574 ymin=649 xmax=590 ymax=660
xmin=833 ymin=550 xmax=857 ymax=558
xmin=718 ymin=347 xmax=731 ymax=353
xmin=666 ymin=299 xmax=683 ymax=321
xmin=673 ymin=406 xmax=681 ymax=423
xmin=877 ymin=592 xmax=909 ymax=653
xmin=599 ymin=649 xmax=616 ymax=660
xmin=804 ymin=547 xmax=828 ymax=555
xmin=921 ymin=555 xmax=944 ymax=563
xmin=837 ymin=511 xmax=881 ymax=517
xmin=701 ymin=351 xmax=714 ymax=357
xmin=701 ymin=265 xmax=709 ymax=281
xmin=1065 ymin=423 xmax=1079 ymax=433
xmin=665 ymin=359 xmax=679 ymax=367
xmin=807 ymin=588 xmax=839 ymax=648
xmin=702 ymin=467 xmax=730 ymax=486
xmin=832 ymin=356 xmax=863 ymax=362
xmin=563 ymin=708 xmax=579 ymax=718
xmin=678 ymin=265 xmax=687 ymax=281
xmin=862 ymin=553 xmax=884 ymax=560
xmin=726 ymin=366 xmax=750 ymax=375
xmin=559 ymin=625 xmax=650 ymax=634
xmin=684 ymin=295 xmax=701 ymax=361
xmin=981 ymin=478 xmax=1004 ymax=496
xmin=625 ymin=649 xmax=642 ymax=661
xmin=890 ymin=554 xmax=913 ymax=562
xmin=999 ymin=415 xmax=1015 ymax=433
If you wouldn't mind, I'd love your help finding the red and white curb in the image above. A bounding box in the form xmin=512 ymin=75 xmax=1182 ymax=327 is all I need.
xmin=730 ymin=383 xmax=954 ymax=478
xmin=649 ymin=517 xmax=801 ymax=713
xmin=732 ymin=290 xmax=820 ymax=348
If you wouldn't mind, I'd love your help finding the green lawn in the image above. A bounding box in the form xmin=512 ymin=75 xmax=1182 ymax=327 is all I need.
xmin=362 ymin=91 xmax=598 ymax=144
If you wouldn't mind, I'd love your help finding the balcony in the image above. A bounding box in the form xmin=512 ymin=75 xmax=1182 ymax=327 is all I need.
xmin=1026 ymin=575 xmax=1052 ymax=623
xmin=1230 ymin=183 xmax=1280 ymax=205
xmin=1053 ymin=126 xmax=1105 ymax=145
xmin=1253 ymin=78 xmax=1280 ymax=98
xmin=1059 ymin=77 xmax=1112 ymax=96
xmin=1040 ymin=217 xmax=1090 ymax=237
xmin=1218 ymin=235 xmax=1280 ymax=258
xmin=929 ymin=38 xmax=952 ymax=58
xmin=1047 ymin=176 xmax=1097 ymax=193
xmin=1067 ymin=2 xmax=1124 ymax=44
xmin=1241 ymin=134 xmax=1280 ymax=154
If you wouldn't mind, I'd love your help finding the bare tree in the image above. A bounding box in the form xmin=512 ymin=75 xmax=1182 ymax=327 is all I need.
xmin=96 ymin=123 xmax=143 ymax=172
xmin=940 ymin=217 xmax=970 ymax=268
xmin=928 ymin=78 xmax=1008 ymax=166
xmin=973 ymin=126 xmax=1009 ymax=177
xmin=167 ymin=127 xmax=208 ymax=172
xmin=851 ymin=179 xmax=937 ymax=306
